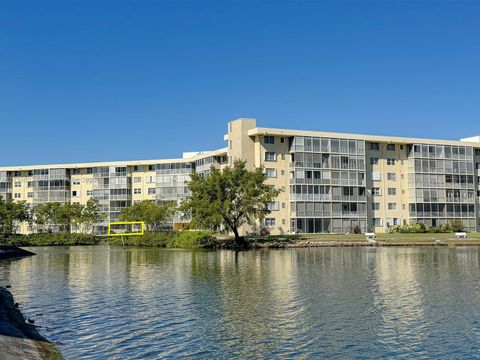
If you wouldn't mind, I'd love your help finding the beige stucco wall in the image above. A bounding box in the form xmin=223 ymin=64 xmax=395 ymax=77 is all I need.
xmin=2 ymin=117 xmax=480 ymax=235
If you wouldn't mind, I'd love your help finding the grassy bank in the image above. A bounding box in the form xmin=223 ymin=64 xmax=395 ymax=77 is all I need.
xmin=244 ymin=232 xmax=480 ymax=248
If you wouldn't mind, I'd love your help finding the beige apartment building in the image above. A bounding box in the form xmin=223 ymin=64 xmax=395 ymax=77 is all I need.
xmin=1 ymin=118 xmax=480 ymax=234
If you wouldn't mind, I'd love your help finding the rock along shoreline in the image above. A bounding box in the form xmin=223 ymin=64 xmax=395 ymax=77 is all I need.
xmin=0 ymin=246 xmax=62 ymax=360
xmin=0 ymin=246 xmax=36 ymax=261
xmin=0 ymin=286 xmax=63 ymax=360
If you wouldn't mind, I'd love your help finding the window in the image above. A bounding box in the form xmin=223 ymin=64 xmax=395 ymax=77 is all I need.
xmin=87 ymin=190 xmax=93 ymax=196
xmin=86 ymin=168 xmax=93 ymax=174
xmin=265 ymin=168 xmax=276 ymax=178
xmin=387 ymin=158 xmax=396 ymax=165
xmin=34 ymin=169 xmax=48 ymax=176
xmin=147 ymin=176 xmax=155 ymax=183
xmin=386 ymin=218 xmax=396 ymax=226
xmin=387 ymin=144 xmax=396 ymax=151
xmin=14 ymin=171 xmax=21 ymax=177
xmin=27 ymin=181 xmax=33 ymax=187
xmin=72 ymin=191 xmax=79 ymax=197
xmin=134 ymin=188 xmax=142 ymax=194
xmin=14 ymin=193 xmax=21 ymax=198
xmin=263 ymin=218 xmax=275 ymax=226
xmin=265 ymin=152 xmax=276 ymax=161
xmin=267 ymin=185 xmax=275 ymax=191
xmin=280 ymin=137 xmax=285 ymax=143
xmin=372 ymin=187 xmax=381 ymax=196
xmin=387 ymin=173 xmax=397 ymax=181
xmin=281 ymin=170 xmax=285 ymax=176
xmin=72 ymin=179 xmax=81 ymax=185
xmin=134 ymin=177 xmax=142 ymax=183
xmin=373 ymin=218 xmax=382 ymax=226
xmin=14 ymin=182 xmax=21 ymax=187
xmin=148 ymin=188 xmax=156 ymax=195
xmin=72 ymin=168 xmax=80 ymax=175
xmin=281 ymin=154 xmax=285 ymax=160
xmin=388 ymin=188 xmax=396 ymax=195
xmin=133 ymin=165 xmax=140 ymax=172
xmin=264 ymin=136 xmax=275 ymax=144
xmin=282 ymin=202 xmax=286 ymax=209
xmin=388 ymin=203 xmax=397 ymax=210
xmin=27 ymin=192 xmax=33 ymax=198
xmin=475 ymin=149 xmax=480 ymax=156
xmin=267 ymin=202 xmax=279 ymax=211
xmin=370 ymin=143 xmax=380 ymax=150
xmin=372 ymin=172 xmax=381 ymax=181
xmin=148 ymin=165 xmax=155 ymax=171
xmin=370 ymin=157 xmax=379 ymax=165
xmin=372 ymin=203 xmax=380 ymax=210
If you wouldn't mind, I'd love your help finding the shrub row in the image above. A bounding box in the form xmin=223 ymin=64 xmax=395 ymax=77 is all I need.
xmin=0 ymin=230 xmax=217 ymax=248
xmin=389 ymin=220 xmax=465 ymax=234
xmin=0 ymin=233 xmax=99 ymax=246
xmin=108 ymin=231 xmax=216 ymax=248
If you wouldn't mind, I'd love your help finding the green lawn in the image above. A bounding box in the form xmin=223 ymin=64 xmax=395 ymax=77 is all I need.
xmin=245 ymin=232 xmax=480 ymax=245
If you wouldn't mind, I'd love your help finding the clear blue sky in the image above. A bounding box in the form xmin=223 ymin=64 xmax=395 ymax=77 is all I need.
xmin=1 ymin=1 xmax=480 ymax=166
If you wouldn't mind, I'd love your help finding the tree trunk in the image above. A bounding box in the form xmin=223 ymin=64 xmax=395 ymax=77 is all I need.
xmin=232 ymin=227 xmax=240 ymax=241
xmin=231 ymin=227 xmax=247 ymax=249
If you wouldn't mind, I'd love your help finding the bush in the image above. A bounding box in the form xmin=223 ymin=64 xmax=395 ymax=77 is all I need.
xmin=108 ymin=231 xmax=216 ymax=248
xmin=390 ymin=221 xmax=465 ymax=234
xmin=439 ymin=224 xmax=450 ymax=233
xmin=352 ymin=225 xmax=362 ymax=234
xmin=0 ymin=233 xmax=99 ymax=246
xmin=167 ymin=231 xmax=216 ymax=248
xmin=449 ymin=220 xmax=465 ymax=233
xmin=390 ymin=223 xmax=427 ymax=234
xmin=108 ymin=231 xmax=172 ymax=247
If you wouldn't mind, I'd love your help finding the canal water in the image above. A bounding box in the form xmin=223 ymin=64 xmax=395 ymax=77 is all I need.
xmin=1 ymin=246 xmax=480 ymax=359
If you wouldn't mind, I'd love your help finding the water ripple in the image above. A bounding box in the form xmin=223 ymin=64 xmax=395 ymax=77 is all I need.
xmin=1 ymin=246 xmax=480 ymax=359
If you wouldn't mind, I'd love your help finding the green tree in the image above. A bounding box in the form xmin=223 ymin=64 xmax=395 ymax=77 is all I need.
xmin=34 ymin=202 xmax=62 ymax=232
xmin=180 ymin=160 xmax=279 ymax=245
xmin=56 ymin=203 xmax=84 ymax=233
xmin=79 ymin=198 xmax=106 ymax=234
xmin=119 ymin=200 xmax=176 ymax=231
xmin=0 ymin=196 xmax=31 ymax=235
xmin=34 ymin=200 xmax=106 ymax=234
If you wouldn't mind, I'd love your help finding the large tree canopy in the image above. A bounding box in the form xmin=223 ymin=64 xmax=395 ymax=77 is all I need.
xmin=180 ymin=160 xmax=279 ymax=243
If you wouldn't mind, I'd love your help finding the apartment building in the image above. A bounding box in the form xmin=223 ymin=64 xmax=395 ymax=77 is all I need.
xmin=1 ymin=118 xmax=479 ymax=234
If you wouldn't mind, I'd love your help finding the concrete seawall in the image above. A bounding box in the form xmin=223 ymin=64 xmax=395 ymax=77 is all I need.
xmin=0 ymin=287 xmax=62 ymax=359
